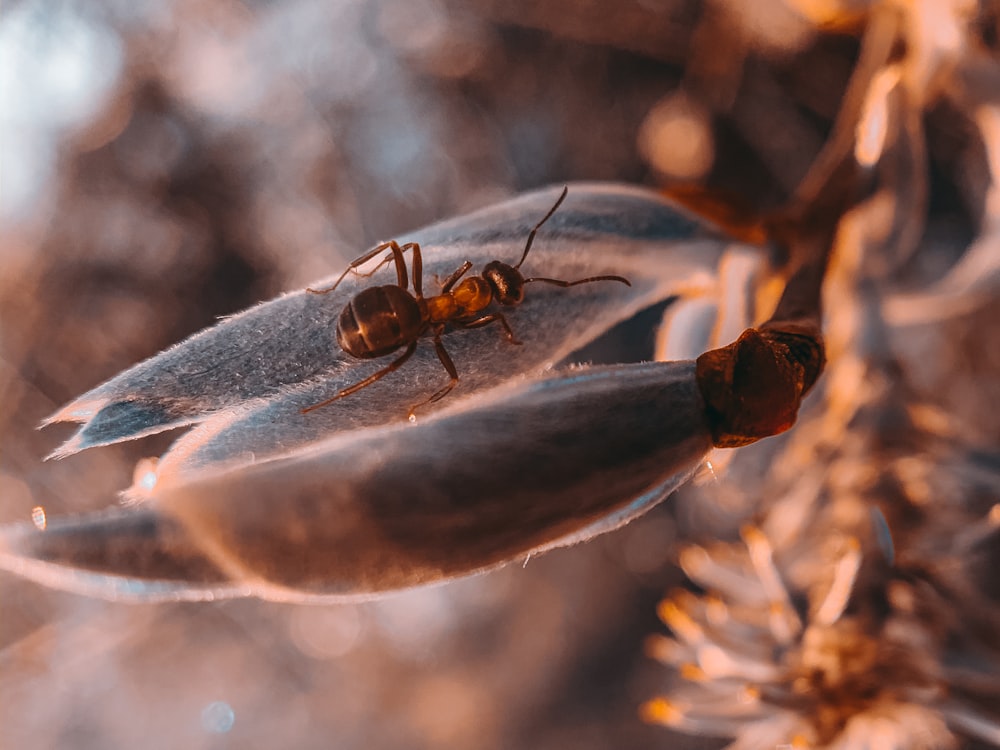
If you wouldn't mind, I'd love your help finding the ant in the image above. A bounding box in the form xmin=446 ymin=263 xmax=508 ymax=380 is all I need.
xmin=302 ymin=187 xmax=631 ymax=418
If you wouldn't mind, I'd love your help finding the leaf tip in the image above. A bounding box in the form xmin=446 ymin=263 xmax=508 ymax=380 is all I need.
xmin=0 ymin=509 xmax=246 ymax=602
xmin=38 ymin=396 xmax=107 ymax=429
xmin=43 ymin=430 xmax=88 ymax=461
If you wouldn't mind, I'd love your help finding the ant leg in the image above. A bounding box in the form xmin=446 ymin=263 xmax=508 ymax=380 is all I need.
xmin=385 ymin=241 xmax=410 ymax=290
xmin=356 ymin=242 xmax=423 ymax=284
xmin=513 ymin=186 xmax=568 ymax=269
xmin=407 ymin=329 xmax=459 ymax=418
xmin=307 ymin=241 xmax=412 ymax=294
xmin=457 ymin=313 xmax=522 ymax=345
xmin=352 ymin=254 xmax=395 ymax=279
xmin=523 ymin=274 xmax=631 ymax=288
xmin=406 ymin=242 xmax=424 ymax=298
xmin=361 ymin=242 xmax=422 ymax=290
xmin=300 ymin=341 xmax=418 ymax=414
xmin=439 ymin=261 xmax=473 ymax=293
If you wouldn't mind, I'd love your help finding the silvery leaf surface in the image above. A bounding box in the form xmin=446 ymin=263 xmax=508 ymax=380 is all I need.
xmin=0 ymin=507 xmax=247 ymax=602
xmin=43 ymin=183 xmax=728 ymax=464
xmin=5 ymin=360 xmax=713 ymax=601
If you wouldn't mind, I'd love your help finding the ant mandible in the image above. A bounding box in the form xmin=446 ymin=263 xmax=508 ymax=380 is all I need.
xmin=302 ymin=187 xmax=631 ymax=418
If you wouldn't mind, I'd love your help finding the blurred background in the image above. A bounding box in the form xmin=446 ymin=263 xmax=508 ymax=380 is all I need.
xmin=2 ymin=1 xmax=998 ymax=748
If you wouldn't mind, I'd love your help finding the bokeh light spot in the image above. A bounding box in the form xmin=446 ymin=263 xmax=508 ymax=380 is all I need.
xmin=639 ymin=94 xmax=714 ymax=181
xmin=201 ymin=701 xmax=235 ymax=734
xmin=31 ymin=506 xmax=47 ymax=530
xmin=288 ymin=605 xmax=362 ymax=660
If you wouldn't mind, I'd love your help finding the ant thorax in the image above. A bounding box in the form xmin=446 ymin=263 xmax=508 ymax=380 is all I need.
xmin=426 ymin=276 xmax=492 ymax=322
xmin=452 ymin=276 xmax=492 ymax=314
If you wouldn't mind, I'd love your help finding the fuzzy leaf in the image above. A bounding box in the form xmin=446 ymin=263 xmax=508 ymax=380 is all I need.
xmin=44 ymin=183 xmax=726 ymax=464
xmin=7 ymin=361 xmax=713 ymax=601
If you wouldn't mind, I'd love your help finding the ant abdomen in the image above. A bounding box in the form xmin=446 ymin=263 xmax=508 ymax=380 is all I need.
xmin=337 ymin=286 xmax=423 ymax=359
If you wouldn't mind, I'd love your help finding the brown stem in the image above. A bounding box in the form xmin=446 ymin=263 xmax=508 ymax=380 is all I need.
xmin=694 ymin=38 xmax=886 ymax=448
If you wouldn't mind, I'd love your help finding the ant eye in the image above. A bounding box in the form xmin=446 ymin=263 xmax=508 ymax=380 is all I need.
xmin=29 ymin=184 xmax=730 ymax=600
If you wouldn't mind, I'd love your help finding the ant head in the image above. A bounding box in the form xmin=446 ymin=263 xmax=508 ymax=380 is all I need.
xmin=483 ymin=261 xmax=525 ymax=306
xmin=484 ymin=187 xmax=567 ymax=306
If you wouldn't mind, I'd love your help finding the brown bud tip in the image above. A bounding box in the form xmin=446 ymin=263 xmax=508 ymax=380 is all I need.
xmin=695 ymin=324 xmax=825 ymax=448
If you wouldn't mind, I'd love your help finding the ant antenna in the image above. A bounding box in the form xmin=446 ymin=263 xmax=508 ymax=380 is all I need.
xmin=514 ymin=186 xmax=569 ymax=270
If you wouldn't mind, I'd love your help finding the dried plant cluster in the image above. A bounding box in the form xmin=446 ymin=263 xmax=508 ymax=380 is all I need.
xmin=637 ymin=2 xmax=1000 ymax=746
xmin=1 ymin=1 xmax=999 ymax=749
